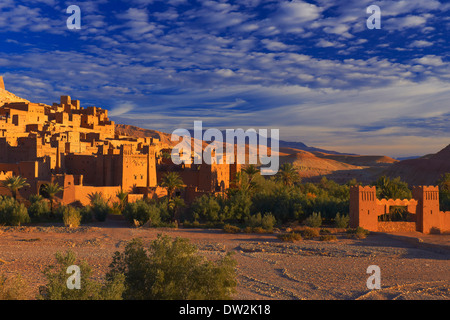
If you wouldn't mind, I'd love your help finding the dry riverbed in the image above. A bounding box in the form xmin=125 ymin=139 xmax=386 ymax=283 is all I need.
xmin=0 ymin=220 xmax=449 ymax=300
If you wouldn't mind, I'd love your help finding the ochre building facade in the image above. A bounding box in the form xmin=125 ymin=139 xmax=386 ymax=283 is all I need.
xmin=0 ymin=90 xmax=239 ymax=205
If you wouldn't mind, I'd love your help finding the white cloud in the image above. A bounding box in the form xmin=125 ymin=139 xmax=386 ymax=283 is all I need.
xmin=409 ymin=40 xmax=434 ymax=47
xmin=413 ymin=55 xmax=445 ymax=66
xmin=384 ymin=15 xmax=428 ymax=31
xmin=109 ymin=102 xmax=136 ymax=116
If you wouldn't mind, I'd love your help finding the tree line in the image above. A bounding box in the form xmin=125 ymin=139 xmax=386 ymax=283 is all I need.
xmin=0 ymin=167 xmax=449 ymax=227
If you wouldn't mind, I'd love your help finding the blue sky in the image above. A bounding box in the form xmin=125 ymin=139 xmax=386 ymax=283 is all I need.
xmin=0 ymin=0 xmax=449 ymax=157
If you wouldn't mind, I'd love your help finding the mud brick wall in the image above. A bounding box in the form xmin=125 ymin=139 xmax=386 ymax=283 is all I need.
xmin=378 ymin=222 xmax=416 ymax=233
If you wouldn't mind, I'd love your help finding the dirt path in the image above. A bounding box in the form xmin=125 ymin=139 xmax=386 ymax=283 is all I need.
xmin=0 ymin=220 xmax=449 ymax=300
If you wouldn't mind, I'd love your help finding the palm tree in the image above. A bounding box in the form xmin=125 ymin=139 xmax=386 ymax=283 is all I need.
xmin=232 ymin=171 xmax=252 ymax=194
xmin=276 ymin=163 xmax=300 ymax=187
xmin=243 ymin=164 xmax=260 ymax=183
xmin=2 ymin=175 xmax=30 ymax=200
xmin=160 ymin=172 xmax=184 ymax=200
xmin=87 ymin=192 xmax=105 ymax=206
xmin=116 ymin=189 xmax=128 ymax=212
xmin=376 ymin=176 xmax=391 ymax=199
xmin=40 ymin=182 xmax=64 ymax=215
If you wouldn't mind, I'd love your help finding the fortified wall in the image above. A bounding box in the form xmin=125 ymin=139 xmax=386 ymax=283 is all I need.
xmin=350 ymin=185 xmax=450 ymax=234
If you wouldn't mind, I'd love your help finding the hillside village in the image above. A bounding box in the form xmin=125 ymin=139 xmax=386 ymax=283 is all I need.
xmin=0 ymin=76 xmax=240 ymax=206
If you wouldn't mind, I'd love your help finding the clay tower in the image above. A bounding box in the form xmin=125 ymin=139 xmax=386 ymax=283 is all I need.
xmin=0 ymin=76 xmax=4 ymax=90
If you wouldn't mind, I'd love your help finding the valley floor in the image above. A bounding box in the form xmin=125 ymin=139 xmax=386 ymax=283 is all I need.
xmin=0 ymin=220 xmax=449 ymax=300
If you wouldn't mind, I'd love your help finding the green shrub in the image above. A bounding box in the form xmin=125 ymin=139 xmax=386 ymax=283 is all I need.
xmin=91 ymin=202 xmax=110 ymax=222
xmin=87 ymin=193 xmax=111 ymax=222
xmin=28 ymin=198 xmax=51 ymax=222
xmin=80 ymin=206 xmax=94 ymax=223
xmin=261 ymin=213 xmax=276 ymax=231
xmin=319 ymin=234 xmax=337 ymax=241
xmin=334 ymin=213 xmax=349 ymax=228
xmin=183 ymin=220 xmax=201 ymax=228
xmin=243 ymin=226 xmax=268 ymax=234
xmin=123 ymin=200 xmax=161 ymax=226
xmin=190 ymin=194 xmax=221 ymax=222
xmin=0 ymin=197 xmax=30 ymax=226
xmin=0 ymin=273 xmax=29 ymax=300
xmin=301 ymin=227 xmax=320 ymax=239
xmin=60 ymin=206 xmax=82 ymax=228
xmin=347 ymin=226 xmax=370 ymax=239
xmin=223 ymin=224 xmax=241 ymax=234
xmin=304 ymin=212 xmax=322 ymax=228
xmin=245 ymin=212 xmax=276 ymax=232
xmin=107 ymin=235 xmax=237 ymax=300
xmin=245 ymin=213 xmax=262 ymax=228
xmin=277 ymin=232 xmax=302 ymax=242
xmin=39 ymin=250 xmax=124 ymax=300
xmin=243 ymin=226 xmax=252 ymax=233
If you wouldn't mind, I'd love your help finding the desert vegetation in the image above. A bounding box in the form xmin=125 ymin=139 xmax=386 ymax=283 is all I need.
xmin=33 ymin=234 xmax=237 ymax=300
xmin=0 ymin=172 xmax=448 ymax=236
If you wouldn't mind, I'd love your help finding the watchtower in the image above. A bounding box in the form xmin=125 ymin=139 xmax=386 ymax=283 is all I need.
xmin=349 ymin=186 xmax=378 ymax=231
xmin=412 ymin=186 xmax=440 ymax=233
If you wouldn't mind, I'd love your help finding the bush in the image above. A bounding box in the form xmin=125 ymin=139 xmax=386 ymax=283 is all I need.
xmin=123 ymin=200 xmax=161 ymax=226
xmin=110 ymin=202 xmax=122 ymax=216
xmin=190 ymin=194 xmax=221 ymax=222
xmin=28 ymin=199 xmax=51 ymax=222
xmin=301 ymin=227 xmax=320 ymax=239
xmin=183 ymin=220 xmax=200 ymax=228
xmin=0 ymin=273 xmax=29 ymax=300
xmin=334 ymin=213 xmax=349 ymax=228
xmin=245 ymin=212 xmax=276 ymax=232
xmin=38 ymin=250 xmax=124 ymax=300
xmin=80 ymin=206 xmax=94 ymax=223
xmin=304 ymin=212 xmax=322 ymax=228
xmin=0 ymin=197 xmax=30 ymax=226
xmin=319 ymin=234 xmax=338 ymax=241
xmin=91 ymin=202 xmax=110 ymax=222
xmin=277 ymin=232 xmax=302 ymax=242
xmin=347 ymin=227 xmax=370 ymax=239
xmin=87 ymin=193 xmax=111 ymax=222
xmin=243 ymin=226 xmax=268 ymax=234
xmin=107 ymin=235 xmax=237 ymax=300
xmin=60 ymin=206 xmax=82 ymax=228
xmin=261 ymin=213 xmax=276 ymax=231
xmin=223 ymin=224 xmax=241 ymax=234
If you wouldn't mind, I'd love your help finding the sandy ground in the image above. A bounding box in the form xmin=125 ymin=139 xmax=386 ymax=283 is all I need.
xmin=0 ymin=219 xmax=449 ymax=300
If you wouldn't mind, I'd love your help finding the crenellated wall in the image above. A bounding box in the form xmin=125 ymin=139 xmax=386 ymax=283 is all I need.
xmin=350 ymin=185 xmax=450 ymax=234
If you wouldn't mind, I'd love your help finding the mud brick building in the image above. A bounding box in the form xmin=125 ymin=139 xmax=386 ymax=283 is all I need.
xmin=0 ymin=79 xmax=240 ymax=205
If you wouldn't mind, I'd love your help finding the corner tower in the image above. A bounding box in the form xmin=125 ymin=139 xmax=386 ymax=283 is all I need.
xmin=412 ymin=186 xmax=440 ymax=233
xmin=349 ymin=186 xmax=378 ymax=231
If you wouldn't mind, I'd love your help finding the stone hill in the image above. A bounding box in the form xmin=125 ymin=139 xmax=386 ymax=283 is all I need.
xmin=0 ymin=87 xmax=29 ymax=105
xmin=383 ymin=144 xmax=450 ymax=185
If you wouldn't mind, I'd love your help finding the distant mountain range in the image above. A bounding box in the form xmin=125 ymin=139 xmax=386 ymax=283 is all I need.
xmin=395 ymin=156 xmax=421 ymax=161
xmin=116 ymin=124 xmax=449 ymax=186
